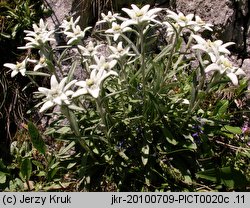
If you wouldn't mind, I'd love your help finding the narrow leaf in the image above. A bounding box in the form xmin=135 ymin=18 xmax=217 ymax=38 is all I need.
xmin=67 ymin=60 xmax=77 ymax=83
xmin=25 ymin=71 xmax=50 ymax=77
xmin=20 ymin=158 xmax=32 ymax=181
xmin=196 ymin=166 xmax=248 ymax=189
xmin=153 ymin=45 xmax=172 ymax=62
xmin=28 ymin=122 xmax=46 ymax=155
xmin=214 ymin=100 xmax=229 ymax=118
xmin=141 ymin=144 xmax=150 ymax=166
xmin=222 ymin=125 xmax=242 ymax=135
xmin=0 ymin=171 xmax=7 ymax=184
xmin=162 ymin=128 xmax=178 ymax=145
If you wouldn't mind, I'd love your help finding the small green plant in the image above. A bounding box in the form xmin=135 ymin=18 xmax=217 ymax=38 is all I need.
xmin=0 ymin=0 xmax=46 ymax=40
xmin=0 ymin=122 xmax=79 ymax=191
xmin=3 ymin=4 xmax=250 ymax=191
xmin=0 ymin=0 xmax=48 ymax=161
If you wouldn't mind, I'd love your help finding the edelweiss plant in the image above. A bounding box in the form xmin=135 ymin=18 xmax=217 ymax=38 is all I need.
xmin=4 ymin=57 xmax=28 ymax=77
xmin=18 ymin=19 xmax=55 ymax=50
xmin=72 ymin=68 xmax=118 ymax=99
xmin=37 ymin=75 xmax=77 ymax=112
xmin=4 ymin=4 xmax=249 ymax=191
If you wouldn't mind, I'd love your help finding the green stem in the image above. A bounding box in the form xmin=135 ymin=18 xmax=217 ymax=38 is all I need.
xmin=40 ymin=45 xmax=60 ymax=81
xmin=26 ymin=74 xmax=40 ymax=88
xmin=188 ymin=52 xmax=206 ymax=113
xmin=184 ymin=63 xmax=223 ymax=127
xmin=53 ymin=55 xmax=64 ymax=76
xmin=189 ymin=72 xmax=222 ymax=114
xmin=121 ymin=33 xmax=140 ymax=56
xmin=96 ymin=97 xmax=109 ymax=138
xmin=118 ymin=58 xmax=127 ymax=82
xmin=173 ymin=33 xmax=194 ymax=71
xmin=26 ymin=180 xmax=31 ymax=191
xmin=139 ymin=29 xmax=146 ymax=99
xmin=61 ymin=105 xmax=96 ymax=159
xmin=77 ymin=47 xmax=89 ymax=74
xmin=185 ymin=34 xmax=194 ymax=52
xmin=164 ymin=27 xmax=182 ymax=78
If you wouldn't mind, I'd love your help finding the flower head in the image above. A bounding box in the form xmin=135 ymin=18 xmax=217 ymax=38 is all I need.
xmin=192 ymin=16 xmax=213 ymax=32
xmin=163 ymin=21 xmax=181 ymax=37
xmin=205 ymin=55 xmax=246 ymax=85
xmin=167 ymin=10 xmax=195 ymax=28
xmin=28 ymin=52 xmax=48 ymax=71
xmin=97 ymin=11 xmax=119 ymax=24
xmin=90 ymin=55 xmax=117 ymax=71
xmin=122 ymin=4 xmax=162 ymax=26
xmin=18 ymin=19 xmax=55 ymax=49
xmin=109 ymin=42 xmax=135 ymax=59
xmin=60 ymin=16 xmax=81 ymax=32
xmin=64 ymin=25 xmax=91 ymax=45
xmin=72 ymin=68 xmax=118 ymax=98
xmin=242 ymin=123 xmax=250 ymax=135
xmin=105 ymin=22 xmax=132 ymax=41
xmin=192 ymin=35 xmax=235 ymax=62
xmin=32 ymin=19 xmax=49 ymax=34
xmin=37 ymin=75 xmax=77 ymax=112
xmin=78 ymin=41 xmax=103 ymax=58
xmin=4 ymin=57 xmax=28 ymax=77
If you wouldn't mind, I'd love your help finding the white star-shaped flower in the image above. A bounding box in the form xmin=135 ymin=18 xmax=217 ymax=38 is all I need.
xmin=4 ymin=57 xmax=28 ymax=77
xmin=72 ymin=68 xmax=118 ymax=98
xmin=97 ymin=11 xmax=119 ymax=24
xmin=192 ymin=16 xmax=213 ymax=32
xmin=60 ymin=16 xmax=81 ymax=32
xmin=18 ymin=19 xmax=55 ymax=49
xmin=90 ymin=55 xmax=117 ymax=72
xmin=122 ymin=4 xmax=162 ymax=26
xmin=64 ymin=25 xmax=91 ymax=45
xmin=205 ymin=55 xmax=246 ymax=85
xmin=192 ymin=35 xmax=235 ymax=62
xmin=108 ymin=42 xmax=135 ymax=59
xmin=167 ymin=10 xmax=195 ymax=28
xmin=37 ymin=75 xmax=77 ymax=112
xmin=28 ymin=52 xmax=48 ymax=71
xmin=77 ymin=41 xmax=103 ymax=58
xmin=105 ymin=22 xmax=132 ymax=41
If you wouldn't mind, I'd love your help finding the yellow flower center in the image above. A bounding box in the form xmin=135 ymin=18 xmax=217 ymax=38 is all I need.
xmin=197 ymin=19 xmax=204 ymax=25
xmin=222 ymin=59 xmax=232 ymax=68
xmin=51 ymin=88 xmax=59 ymax=97
xmin=207 ymin=40 xmax=214 ymax=47
xmin=103 ymin=63 xmax=110 ymax=70
xmin=179 ymin=15 xmax=187 ymax=21
xmin=136 ymin=11 xmax=144 ymax=17
xmin=86 ymin=79 xmax=94 ymax=86
xmin=74 ymin=30 xmax=80 ymax=35
xmin=40 ymin=57 xmax=46 ymax=64
xmin=117 ymin=48 xmax=123 ymax=53
xmin=88 ymin=46 xmax=94 ymax=52
xmin=16 ymin=62 xmax=22 ymax=69
xmin=113 ymin=25 xmax=121 ymax=31
xmin=35 ymin=35 xmax=42 ymax=42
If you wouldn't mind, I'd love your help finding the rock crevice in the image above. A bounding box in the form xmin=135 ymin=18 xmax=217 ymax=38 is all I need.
xmin=44 ymin=0 xmax=250 ymax=74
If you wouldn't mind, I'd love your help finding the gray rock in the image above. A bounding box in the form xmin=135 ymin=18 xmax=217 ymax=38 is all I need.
xmin=176 ymin=0 xmax=236 ymax=40
xmin=175 ymin=0 xmax=250 ymax=58
xmin=44 ymin=0 xmax=73 ymax=30
xmin=176 ymin=0 xmax=234 ymax=27
xmin=241 ymin=58 xmax=250 ymax=98
xmin=43 ymin=0 xmax=87 ymax=80
xmin=247 ymin=19 xmax=250 ymax=54
xmin=242 ymin=58 xmax=250 ymax=77
xmin=43 ymin=0 xmax=250 ymax=66
xmin=239 ymin=0 xmax=249 ymax=16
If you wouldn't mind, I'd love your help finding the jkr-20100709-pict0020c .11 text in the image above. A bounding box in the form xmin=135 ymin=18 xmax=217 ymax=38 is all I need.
xmin=0 ymin=192 xmax=249 ymax=208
